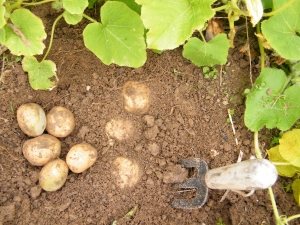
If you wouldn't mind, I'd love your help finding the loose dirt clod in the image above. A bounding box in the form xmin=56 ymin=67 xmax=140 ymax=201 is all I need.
xmin=163 ymin=164 xmax=188 ymax=184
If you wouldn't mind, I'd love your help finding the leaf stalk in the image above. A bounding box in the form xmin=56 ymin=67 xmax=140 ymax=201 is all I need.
xmin=263 ymin=0 xmax=296 ymax=17
xmin=83 ymin=13 xmax=98 ymax=23
xmin=6 ymin=0 xmax=23 ymax=14
xmin=21 ymin=0 xmax=55 ymax=6
xmin=42 ymin=13 xmax=63 ymax=61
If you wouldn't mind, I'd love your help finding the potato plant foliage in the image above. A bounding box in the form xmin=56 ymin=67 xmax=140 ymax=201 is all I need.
xmin=0 ymin=0 xmax=298 ymax=89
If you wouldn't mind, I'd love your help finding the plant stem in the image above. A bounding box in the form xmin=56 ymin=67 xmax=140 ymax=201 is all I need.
xmin=254 ymin=131 xmax=262 ymax=159
xmin=213 ymin=5 xmax=229 ymax=12
xmin=268 ymin=188 xmax=284 ymax=225
xmin=263 ymin=0 xmax=296 ymax=17
xmin=83 ymin=14 xmax=98 ymax=23
xmin=254 ymin=130 xmax=284 ymax=224
xmin=256 ymin=23 xmax=265 ymax=70
xmin=199 ymin=31 xmax=206 ymax=43
xmin=42 ymin=13 xmax=63 ymax=61
xmin=21 ymin=0 xmax=55 ymax=6
xmin=6 ymin=0 xmax=23 ymax=14
xmin=285 ymin=214 xmax=300 ymax=223
xmin=228 ymin=1 xmax=247 ymax=16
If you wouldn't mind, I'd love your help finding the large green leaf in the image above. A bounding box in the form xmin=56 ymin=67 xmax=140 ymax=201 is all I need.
xmin=136 ymin=0 xmax=216 ymax=50
xmin=22 ymin=56 xmax=58 ymax=90
xmin=107 ymin=0 xmax=141 ymax=14
xmin=267 ymin=146 xmax=300 ymax=177
xmin=0 ymin=0 xmax=6 ymax=28
xmin=3 ymin=9 xmax=46 ymax=56
xmin=63 ymin=11 xmax=83 ymax=25
xmin=245 ymin=68 xmax=300 ymax=131
xmin=0 ymin=27 xmax=5 ymax=43
xmin=182 ymin=34 xmax=229 ymax=66
xmin=63 ymin=0 xmax=88 ymax=14
xmin=83 ymin=1 xmax=146 ymax=68
xmin=261 ymin=0 xmax=300 ymax=60
xmin=279 ymin=129 xmax=300 ymax=167
xmin=292 ymin=179 xmax=300 ymax=206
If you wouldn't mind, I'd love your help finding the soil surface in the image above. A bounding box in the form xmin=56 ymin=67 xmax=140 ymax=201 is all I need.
xmin=1 ymin=5 xmax=299 ymax=225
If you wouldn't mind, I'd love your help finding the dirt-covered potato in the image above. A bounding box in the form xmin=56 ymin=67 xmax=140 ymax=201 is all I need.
xmin=39 ymin=159 xmax=69 ymax=192
xmin=22 ymin=134 xmax=61 ymax=166
xmin=46 ymin=106 xmax=75 ymax=138
xmin=66 ymin=143 xmax=97 ymax=173
xmin=105 ymin=119 xmax=135 ymax=141
xmin=17 ymin=103 xmax=46 ymax=137
xmin=112 ymin=157 xmax=142 ymax=189
xmin=122 ymin=81 xmax=150 ymax=114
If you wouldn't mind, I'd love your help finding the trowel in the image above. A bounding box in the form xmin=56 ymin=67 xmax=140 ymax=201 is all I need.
xmin=171 ymin=158 xmax=278 ymax=209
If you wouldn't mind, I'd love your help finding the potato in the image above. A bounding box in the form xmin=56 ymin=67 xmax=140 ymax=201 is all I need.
xmin=17 ymin=103 xmax=46 ymax=137
xmin=39 ymin=159 xmax=69 ymax=192
xmin=112 ymin=157 xmax=142 ymax=189
xmin=105 ymin=119 xmax=135 ymax=141
xmin=22 ymin=134 xmax=61 ymax=166
xmin=46 ymin=106 xmax=75 ymax=138
xmin=122 ymin=81 xmax=150 ymax=114
xmin=66 ymin=143 xmax=97 ymax=173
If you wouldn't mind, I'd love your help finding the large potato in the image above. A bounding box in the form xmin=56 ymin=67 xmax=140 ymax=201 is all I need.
xmin=17 ymin=103 xmax=46 ymax=137
xmin=46 ymin=106 xmax=75 ymax=138
xmin=66 ymin=143 xmax=97 ymax=173
xmin=39 ymin=159 xmax=69 ymax=192
xmin=23 ymin=134 xmax=61 ymax=166
xmin=112 ymin=157 xmax=142 ymax=189
xmin=122 ymin=81 xmax=150 ymax=114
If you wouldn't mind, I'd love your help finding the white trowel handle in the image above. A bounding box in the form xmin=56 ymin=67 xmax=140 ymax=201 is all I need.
xmin=203 ymin=158 xmax=278 ymax=190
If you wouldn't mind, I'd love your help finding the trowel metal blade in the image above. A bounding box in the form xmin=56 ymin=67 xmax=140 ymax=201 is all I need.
xmin=170 ymin=158 xmax=209 ymax=209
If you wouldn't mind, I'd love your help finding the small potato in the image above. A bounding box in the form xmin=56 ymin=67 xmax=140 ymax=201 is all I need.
xmin=122 ymin=81 xmax=150 ymax=114
xmin=46 ymin=106 xmax=75 ymax=138
xmin=112 ymin=157 xmax=142 ymax=189
xmin=17 ymin=103 xmax=46 ymax=137
xmin=105 ymin=119 xmax=135 ymax=141
xmin=39 ymin=159 xmax=69 ymax=192
xmin=23 ymin=134 xmax=61 ymax=166
xmin=66 ymin=143 xmax=97 ymax=173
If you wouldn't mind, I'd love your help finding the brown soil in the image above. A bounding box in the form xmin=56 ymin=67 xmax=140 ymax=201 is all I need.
xmin=1 ymin=6 xmax=299 ymax=225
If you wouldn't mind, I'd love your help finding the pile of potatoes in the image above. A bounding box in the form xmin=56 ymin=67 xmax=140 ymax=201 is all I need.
xmin=17 ymin=103 xmax=97 ymax=192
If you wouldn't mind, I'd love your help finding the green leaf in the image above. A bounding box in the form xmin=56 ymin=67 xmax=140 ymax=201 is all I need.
xmin=3 ymin=9 xmax=46 ymax=56
xmin=22 ymin=56 xmax=58 ymax=90
xmin=83 ymin=1 xmax=146 ymax=68
xmin=261 ymin=0 xmax=272 ymax=9
xmin=261 ymin=0 xmax=300 ymax=60
xmin=292 ymin=179 xmax=300 ymax=206
xmin=267 ymin=146 xmax=300 ymax=177
xmin=245 ymin=68 xmax=300 ymax=131
xmin=63 ymin=11 xmax=83 ymax=25
xmin=88 ymin=0 xmax=98 ymax=9
xmin=136 ymin=0 xmax=216 ymax=50
xmin=182 ymin=34 xmax=229 ymax=67
xmin=107 ymin=0 xmax=141 ymax=14
xmin=0 ymin=27 xmax=5 ymax=43
xmin=63 ymin=0 xmax=88 ymax=14
xmin=279 ymin=129 xmax=300 ymax=167
xmin=52 ymin=0 xmax=63 ymax=9
xmin=0 ymin=0 xmax=6 ymax=28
